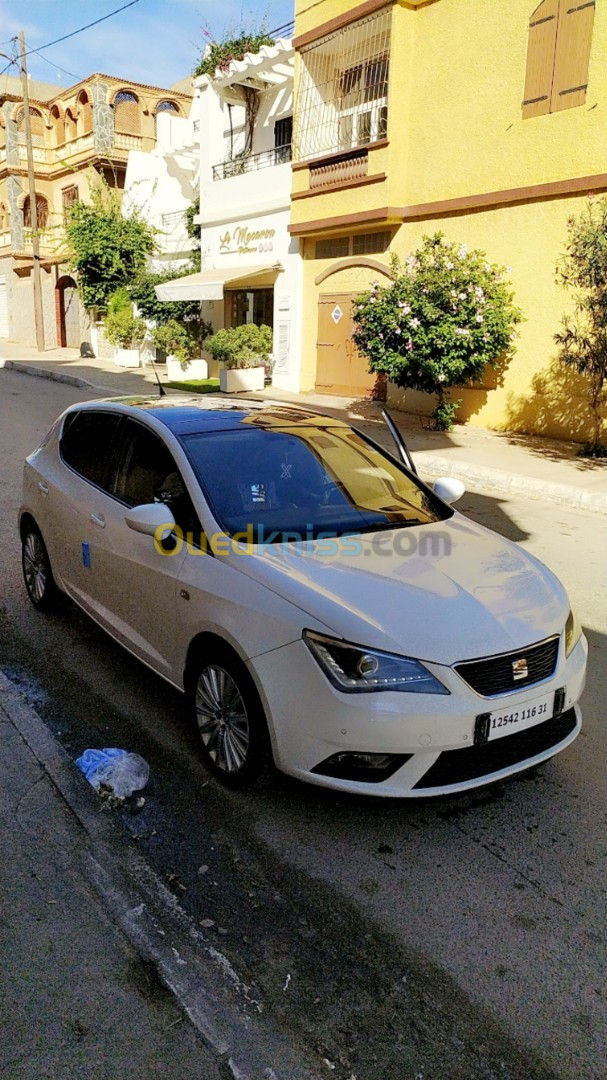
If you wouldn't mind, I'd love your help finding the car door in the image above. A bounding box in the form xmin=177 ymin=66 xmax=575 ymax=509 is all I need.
xmin=81 ymin=418 xmax=198 ymax=681
xmin=50 ymin=409 xmax=125 ymax=607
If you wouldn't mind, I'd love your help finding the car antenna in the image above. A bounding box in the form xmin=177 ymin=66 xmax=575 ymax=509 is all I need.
xmin=381 ymin=409 xmax=417 ymax=474
xmin=149 ymin=353 xmax=167 ymax=397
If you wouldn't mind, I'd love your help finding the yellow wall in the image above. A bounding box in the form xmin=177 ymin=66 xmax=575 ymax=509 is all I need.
xmin=292 ymin=0 xmax=607 ymax=441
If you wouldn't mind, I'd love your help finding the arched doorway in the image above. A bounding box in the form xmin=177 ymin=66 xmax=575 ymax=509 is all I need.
xmin=55 ymin=276 xmax=80 ymax=348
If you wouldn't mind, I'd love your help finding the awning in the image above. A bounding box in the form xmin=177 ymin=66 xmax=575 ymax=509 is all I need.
xmin=154 ymin=264 xmax=282 ymax=302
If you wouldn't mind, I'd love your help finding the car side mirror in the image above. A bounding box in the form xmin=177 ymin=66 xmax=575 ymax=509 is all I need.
xmin=125 ymin=502 xmax=176 ymax=541
xmin=433 ymin=477 xmax=465 ymax=505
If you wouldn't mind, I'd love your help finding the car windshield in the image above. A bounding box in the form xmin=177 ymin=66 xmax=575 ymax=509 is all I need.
xmin=180 ymin=423 xmax=450 ymax=543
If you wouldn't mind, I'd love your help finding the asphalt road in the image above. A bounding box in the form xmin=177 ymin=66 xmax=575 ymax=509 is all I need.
xmin=1 ymin=369 xmax=606 ymax=1079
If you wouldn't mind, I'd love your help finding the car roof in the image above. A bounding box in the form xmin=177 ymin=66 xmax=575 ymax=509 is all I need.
xmin=74 ymin=396 xmax=350 ymax=435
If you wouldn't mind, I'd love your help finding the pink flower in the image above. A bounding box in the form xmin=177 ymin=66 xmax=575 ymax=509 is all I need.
xmin=410 ymin=317 xmax=420 ymax=329
xmin=437 ymin=373 xmax=446 ymax=382
xmin=476 ymin=314 xmax=484 ymax=323
xmin=406 ymin=340 xmax=413 ymax=351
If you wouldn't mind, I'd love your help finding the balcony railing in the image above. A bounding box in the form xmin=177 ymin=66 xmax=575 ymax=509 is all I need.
xmin=212 ymin=144 xmax=292 ymax=181
xmin=309 ymin=149 xmax=368 ymax=189
xmin=115 ymin=132 xmax=144 ymax=151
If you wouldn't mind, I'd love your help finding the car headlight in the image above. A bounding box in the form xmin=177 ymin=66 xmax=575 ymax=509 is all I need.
xmin=303 ymin=631 xmax=449 ymax=695
xmin=565 ymin=609 xmax=582 ymax=657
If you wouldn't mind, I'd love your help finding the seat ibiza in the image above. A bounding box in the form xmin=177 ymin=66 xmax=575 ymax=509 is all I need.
xmin=20 ymin=397 xmax=587 ymax=796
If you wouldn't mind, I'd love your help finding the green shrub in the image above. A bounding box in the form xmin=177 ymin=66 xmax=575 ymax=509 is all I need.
xmin=352 ymin=234 xmax=522 ymax=430
xmin=151 ymin=318 xmax=211 ymax=367
xmin=104 ymin=296 xmax=146 ymax=350
xmin=206 ymin=323 xmax=273 ymax=369
xmin=555 ymin=198 xmax=607 ymax=456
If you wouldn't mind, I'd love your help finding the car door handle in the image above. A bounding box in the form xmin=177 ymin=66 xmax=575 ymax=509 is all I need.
xmin=38 ymin=480 xmax=49 ymax=496
xmin=90 ymin=512 xmax=105 ymax=528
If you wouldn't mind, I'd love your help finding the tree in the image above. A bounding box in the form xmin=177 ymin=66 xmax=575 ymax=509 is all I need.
xmin=351 ymin=234 xmax=522 ymax=430
xmin=555 ymin=198 xmax=607 ymax=456
xmin=64 ymin=183 xmax=157 ymax=311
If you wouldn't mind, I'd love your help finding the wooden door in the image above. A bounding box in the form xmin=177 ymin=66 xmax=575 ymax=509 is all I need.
xmin=316 ymin=293 xmax=382 ymax=397
xmin=63 ymin=281 xmax=80 ymax=348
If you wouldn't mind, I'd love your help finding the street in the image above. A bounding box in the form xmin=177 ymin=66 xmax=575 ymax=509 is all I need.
xmin=1 ymin=369 xmax=606 ymax=1079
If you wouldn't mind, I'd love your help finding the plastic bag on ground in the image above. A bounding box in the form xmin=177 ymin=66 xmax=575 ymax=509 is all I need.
xmin=75 ymin=748 xmax=149 ymax=798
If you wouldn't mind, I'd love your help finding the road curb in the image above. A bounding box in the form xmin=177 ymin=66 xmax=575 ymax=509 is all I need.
xmin=417 ymin=452 xmax=607 ymax=514
xmin=0 ymin=357 xmax=119 ymax=395
xmin=3 ymin=356 xmax=605 ymax=513
xmin=0 ymin=668 xmax=315 ymax=1080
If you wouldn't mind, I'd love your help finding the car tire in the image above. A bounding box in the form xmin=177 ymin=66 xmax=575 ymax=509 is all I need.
xmin=21 ymin=524 xmax=61 ymax=611
xmin=190 ymin=646 xmax=274 ymax=789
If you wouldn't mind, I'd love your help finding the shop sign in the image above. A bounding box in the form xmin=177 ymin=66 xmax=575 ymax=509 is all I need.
xmin=219 ymin=223 xmax=276 ymax=257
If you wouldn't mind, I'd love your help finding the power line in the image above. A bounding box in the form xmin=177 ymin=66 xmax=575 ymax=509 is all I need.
xmin=27 ymin=47 xmax=83 ymax=84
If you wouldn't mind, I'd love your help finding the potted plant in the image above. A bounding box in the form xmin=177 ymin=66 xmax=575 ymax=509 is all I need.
xmin=151 ymin=318 xmax=212 ymax=381
xmin=104 ymin=289 xmax=147 ymax=368
xmin=207 ymin=323 xmax=272 ymax=393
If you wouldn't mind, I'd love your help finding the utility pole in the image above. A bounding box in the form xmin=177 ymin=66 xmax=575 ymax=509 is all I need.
xmin=19 ymin=31 xmax=45 ymax=351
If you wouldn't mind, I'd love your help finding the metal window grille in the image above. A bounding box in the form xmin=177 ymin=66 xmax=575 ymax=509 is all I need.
xmin=62 ymin=185 xmax=79 ymax=220
xmin=274 ymin=115 xmax=293 ymax=148
xmin=352 ymin=231 xmax=391 ymax=255
xmin=294 ymin=7 xmax=391 ymax=162
xmin=315 ymin=236 xmax=350 ymax=260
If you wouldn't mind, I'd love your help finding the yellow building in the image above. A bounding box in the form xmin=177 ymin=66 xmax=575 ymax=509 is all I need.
xmin=0 ymin=74 xmax=191 ymax=347
xmin=290 ymin=0 xmax=606 ymax=441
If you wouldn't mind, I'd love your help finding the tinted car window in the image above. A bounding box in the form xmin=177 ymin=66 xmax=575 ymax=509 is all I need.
xmin=114 ymin=421 xmax=201 ymax=536
xmin=180 ymin=426 xmax=449 ymax=542
xmin=60 ymin=411 xmax=123 ymax=492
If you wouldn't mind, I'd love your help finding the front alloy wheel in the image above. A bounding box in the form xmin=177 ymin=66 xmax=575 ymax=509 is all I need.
xmin=22 ymin=527 xmax=59 ymax=611
xmin=192 ymin=649 xmax=273 ymax=788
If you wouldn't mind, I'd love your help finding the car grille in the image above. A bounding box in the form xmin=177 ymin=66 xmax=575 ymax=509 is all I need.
xmin=413 ymin=708 xmax=577 ymax=789
xmin=454 ymin=636 xmax=559 ymax=697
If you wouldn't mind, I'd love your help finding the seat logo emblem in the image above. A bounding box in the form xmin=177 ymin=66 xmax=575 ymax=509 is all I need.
xmin=512 ymin=658 xmax=528 ymax=681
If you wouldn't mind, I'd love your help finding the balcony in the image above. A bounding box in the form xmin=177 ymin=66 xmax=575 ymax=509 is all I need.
xmin=309 ymin=149 xmax=369 ymax=190
xmin=114 ymin=132 xmax=144 ymax=151
xmin=212 ymin=144 xmax=292 ymax=181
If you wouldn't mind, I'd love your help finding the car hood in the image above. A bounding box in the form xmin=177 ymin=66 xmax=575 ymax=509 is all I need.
xmin=232 ymin=514 xmax=568 ymax=665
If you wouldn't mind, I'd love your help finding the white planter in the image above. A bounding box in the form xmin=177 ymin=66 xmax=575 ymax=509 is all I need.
xmin=166 ymin=355 xmax=209 ymax=381
xmin=220 ymin=366 xmax=265 ymax=393
xmin=114 ymin=347 xmax=141 ymax=368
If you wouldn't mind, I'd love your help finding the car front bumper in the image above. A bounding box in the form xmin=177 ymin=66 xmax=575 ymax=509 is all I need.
xmin=248 ymin=633 xmax=587 ymax=797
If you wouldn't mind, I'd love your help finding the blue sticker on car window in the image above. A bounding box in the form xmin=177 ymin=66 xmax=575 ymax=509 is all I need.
xmin=82 ymin=542 xmax=91 ymax=568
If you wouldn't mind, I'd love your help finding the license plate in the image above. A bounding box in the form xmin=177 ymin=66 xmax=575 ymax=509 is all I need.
xmin=484 ymin=690 xmax=555 ymax=742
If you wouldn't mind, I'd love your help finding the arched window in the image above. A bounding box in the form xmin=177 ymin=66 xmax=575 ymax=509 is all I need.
xmin=154 ymin=99 xmax=179 ymax=132
xmin=65 ymin=108 xmax=77 ymax=141
xmin=15 ymin=106 xmax=45 ymax=140
xmin=77 ymin=90 xmax=92 ymax=135
xmin=113 ymin=90 xmax=140 ymax=134
xmin=23 ymin=194 xmax=49 ymax=230
xmin=50 ymin=105 xmax=65 ymax=146
xmin=523 ymin=0 xmax=596 ymax=118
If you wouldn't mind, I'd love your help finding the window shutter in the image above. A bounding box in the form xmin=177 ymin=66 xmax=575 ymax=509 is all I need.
xmin=551 ymin=1 xmax=596 ymax=112
xmin=522 ymin=0 xmax=560 ymax=118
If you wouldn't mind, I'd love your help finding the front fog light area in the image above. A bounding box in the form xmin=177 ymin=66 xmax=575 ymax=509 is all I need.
xmin=312 ymin=751 xmax=413 ymax=783
xmin=303 ymin=630 xmax=449 ymax=694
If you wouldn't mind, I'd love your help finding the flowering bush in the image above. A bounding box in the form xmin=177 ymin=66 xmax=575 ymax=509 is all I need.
xmin=194 ymin=25 xmax=275 ymax=78
xmin=352 ymin=234 xmax=523 ymax=429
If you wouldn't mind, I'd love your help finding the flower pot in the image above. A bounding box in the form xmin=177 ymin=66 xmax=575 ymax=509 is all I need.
xmin=220 ymin=366 xmax=265 ymax=393
xmin=114 ymin=347 xmax=141 ymax=368
xmin=166 ymin=356 xmax=209 ymax=381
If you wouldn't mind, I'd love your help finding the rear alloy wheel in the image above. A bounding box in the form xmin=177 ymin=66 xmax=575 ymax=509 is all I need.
xmin=192 ymin=649 xmax=273 ymax=788
xmin=22 ymin=526 xmax=60 ymax=611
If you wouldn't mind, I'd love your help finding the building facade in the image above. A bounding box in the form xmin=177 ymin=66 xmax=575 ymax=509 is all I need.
xmin=0 ymin=73 xmax=191 ymax=347
xmin=122 ymin=93 xmax=200 ymax=274
xmin=158 ymin=39 xmax=301 ymax=392
xmin=290 ymin=0 xmax=606 ymax=441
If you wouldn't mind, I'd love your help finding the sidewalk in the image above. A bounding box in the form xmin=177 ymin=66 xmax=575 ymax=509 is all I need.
xmin=1 ymin=340 xmax=606 ymax=512
xmin=0 ymin=678 xmax=223 ymax=1079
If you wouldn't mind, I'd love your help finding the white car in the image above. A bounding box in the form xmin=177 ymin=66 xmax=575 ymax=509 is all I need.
xmin=20 ymin=397 xmax=587 ymax=797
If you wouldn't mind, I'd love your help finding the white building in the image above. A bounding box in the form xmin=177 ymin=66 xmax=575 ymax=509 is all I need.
xmin=157 ymin=40 xmax=301 ymax=393
xmin=122 ymin=90 xmax=200 ymax=271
